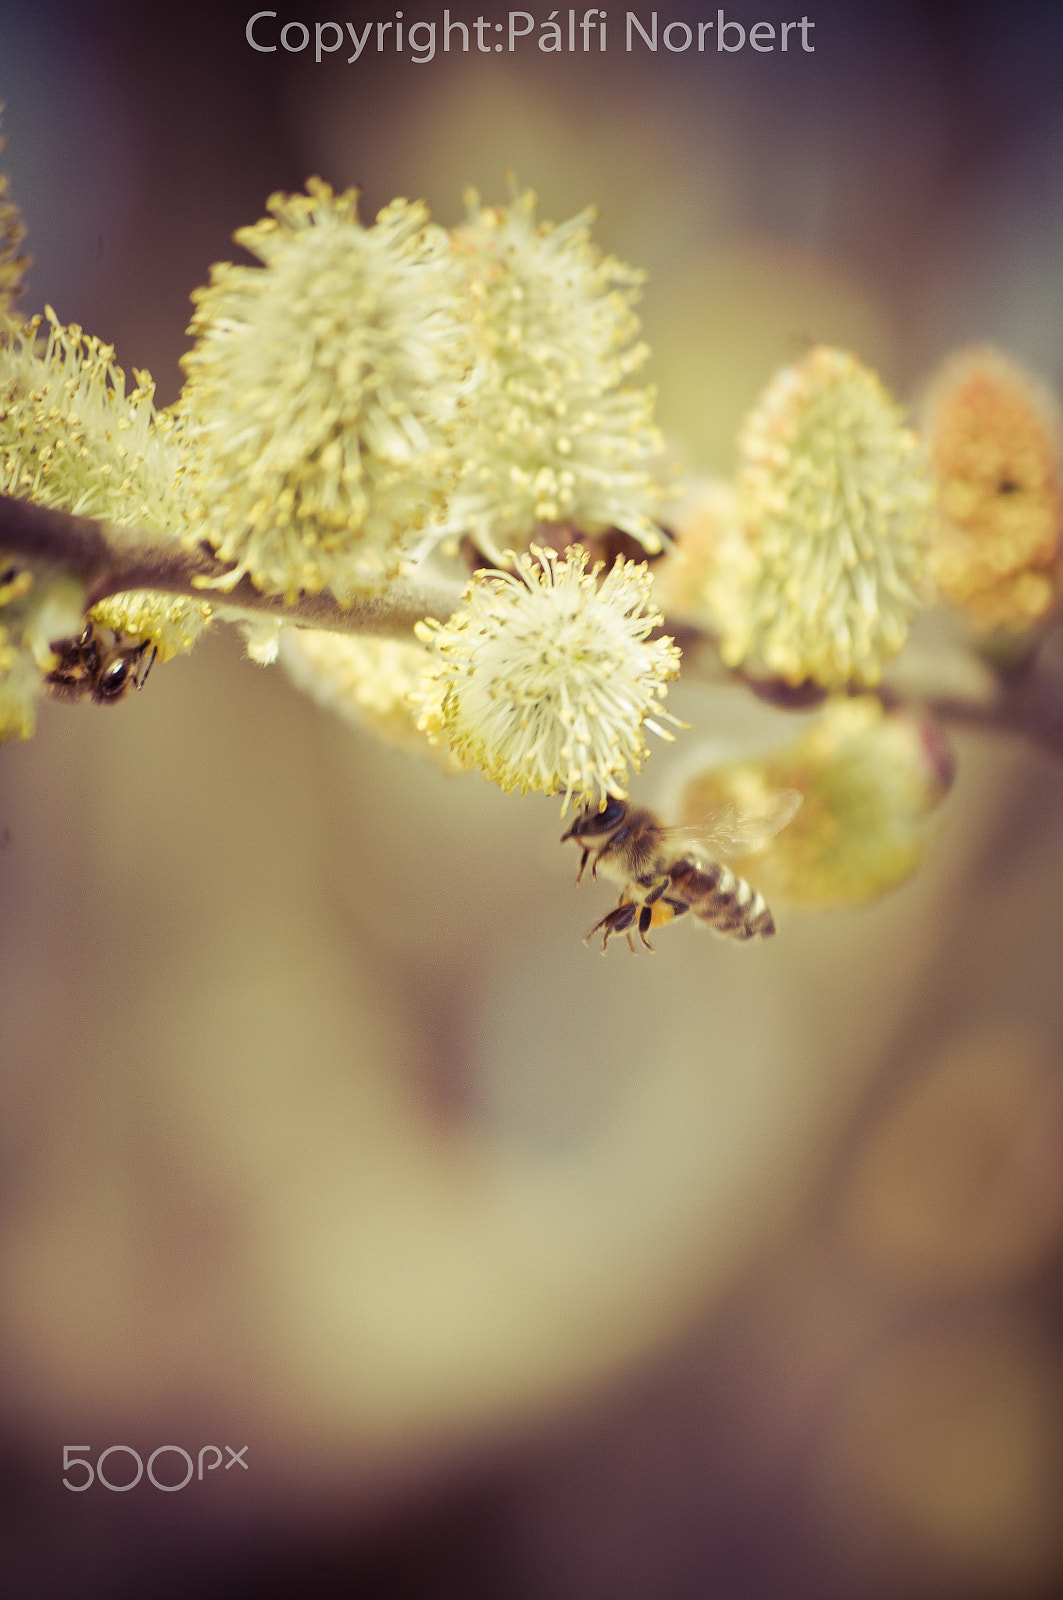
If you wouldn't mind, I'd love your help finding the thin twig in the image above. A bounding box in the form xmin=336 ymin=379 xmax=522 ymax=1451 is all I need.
xmin=667 ymin=603 xmax=1063 ymax=763
xmin=7 ymin=491 xmax=1063 ymax=763
xmin=0 ymin=493 xmax=465 ymax=637
xmin=921 ymin=663 xmax=1063 ymax=761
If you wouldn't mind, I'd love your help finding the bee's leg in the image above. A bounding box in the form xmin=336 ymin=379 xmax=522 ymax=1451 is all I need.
xmin=640 ymin=874 xmax=673 ymax=907
xmin=637 ymin=903 xmax=656 ymax=951
xmin=574 ymin=845 xmax=591 ymax=884
xmin=589 ymin=843 xmax=610 ymax=880
xmin=584 ymin=899 xmax=639 ymax=953
xmin=590 ymin=823 xmax=630 ymax=881
xmin=599 ymin=904 xmax=638 ymax=952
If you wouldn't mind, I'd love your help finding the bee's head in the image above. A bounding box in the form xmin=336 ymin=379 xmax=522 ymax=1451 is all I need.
xmin=93 ymin=640 xmax=156 ymax=705
xmin=561 ymin=795 xmax=628 ymax=845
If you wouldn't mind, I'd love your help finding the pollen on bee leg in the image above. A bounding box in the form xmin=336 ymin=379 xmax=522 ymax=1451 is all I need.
xmin=645 ymin=899 xmax=670 ymax=928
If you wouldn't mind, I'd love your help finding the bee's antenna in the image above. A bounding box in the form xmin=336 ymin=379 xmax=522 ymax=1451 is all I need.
xmin=137 ymin=645 xmax=158 ymax=691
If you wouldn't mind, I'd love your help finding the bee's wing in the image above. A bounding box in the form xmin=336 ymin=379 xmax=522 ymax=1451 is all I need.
xmin=679 ymin=789 xmax=803 ymax=860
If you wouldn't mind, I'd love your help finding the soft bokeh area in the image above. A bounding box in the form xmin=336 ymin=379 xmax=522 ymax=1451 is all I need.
xmin=2 ymin=2 xmax=1063 ymax=1595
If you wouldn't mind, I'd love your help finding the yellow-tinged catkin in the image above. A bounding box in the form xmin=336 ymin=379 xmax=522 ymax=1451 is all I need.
xmin=922 ymin=346 xmax=1063 ymax=630
xmin=0 ymin=568 xmax=85 ymax=743
xmin=0 ymin=309 xmax=181 ymax=529
xmin=650 ymin=477 xmax=750 ymax=627
xmin=279 ymin=626 xmax=461 ymax=768
xmin=672 ymin=697 xmax=954 ymax=909
xmin=414 ymin=544 xmax=682 ymax=811
xmin=0 ymin=309 xmax=209 ymax=660
xmin=177 ymin=182 xmax=470 ymax=600
xmin=429 ymin=188 xmax=664 ymax=565
xmin=88 ymin=591 xmax=212 ymax=663
xmin=0 ymin=616 xmax=37 ymax=742
xmin=0 ymin=116 xmax=29 ymax=317
xmin=721 ymin=347 xmax=932 ymax=688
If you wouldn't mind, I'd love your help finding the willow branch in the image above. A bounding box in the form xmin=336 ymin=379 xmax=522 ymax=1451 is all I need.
xmin=914 ymin=657 xmax=1063 ymax=760
xmin=0 ymin=493 xmax=465 ymax=637
xmin=7 ymin=491 xmax=1063 ymax=762
xmin=666 ymin=609 xmax=1063 ymax=764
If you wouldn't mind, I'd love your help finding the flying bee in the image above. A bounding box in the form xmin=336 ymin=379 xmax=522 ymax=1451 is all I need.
xmin=561 ymin=789 xmax=802 ymax=953
xmin=45 ymin=622 xmax=157 ymax=706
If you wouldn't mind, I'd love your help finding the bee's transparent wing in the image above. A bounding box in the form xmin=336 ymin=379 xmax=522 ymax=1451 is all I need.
xmin=681 ymin=788 xmax=803 ymax=860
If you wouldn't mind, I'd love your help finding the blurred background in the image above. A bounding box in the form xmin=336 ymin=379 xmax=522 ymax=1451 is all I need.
xmin=2 ymin=1 xmax=1063 ymax=1595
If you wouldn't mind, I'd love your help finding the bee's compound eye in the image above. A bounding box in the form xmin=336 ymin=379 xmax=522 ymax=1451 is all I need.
xmin=575 ymin=797 xmax=626 ymax=838
xmin=97 ymin=658 xmax=131 ymax=700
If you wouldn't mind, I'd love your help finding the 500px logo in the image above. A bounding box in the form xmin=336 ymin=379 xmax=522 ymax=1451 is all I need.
xmin=62 ymin=1444 xmax=248 ymax=1492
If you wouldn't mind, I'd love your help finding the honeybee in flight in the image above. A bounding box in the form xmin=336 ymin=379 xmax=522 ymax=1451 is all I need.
xmin=45 ymin=622 xmax=157 ymax=706
xmin=561 ymin=789 xmax=802 ymax=952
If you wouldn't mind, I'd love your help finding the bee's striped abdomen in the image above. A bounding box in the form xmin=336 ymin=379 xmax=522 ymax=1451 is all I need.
xmin=670 ymin=858 xmax=776 ymax=941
